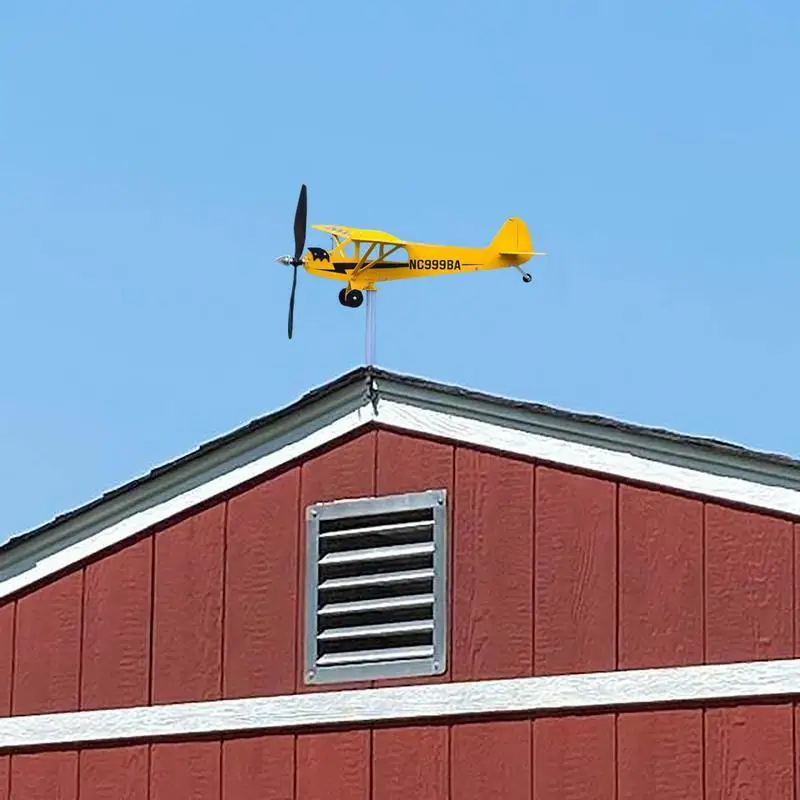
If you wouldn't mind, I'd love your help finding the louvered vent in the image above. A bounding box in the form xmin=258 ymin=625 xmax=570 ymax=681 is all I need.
xmin=304 ymin=489 xmax=447 ymax=684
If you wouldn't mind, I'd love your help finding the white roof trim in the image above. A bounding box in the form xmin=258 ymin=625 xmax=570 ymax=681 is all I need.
xmin=3 ymin=370 xmax=800 ymax=602
xmin=378 ymin=400 xmax=800 ymax=518
xmin=0 ymin=405 xmax=372 ymax=601
xmin=2 ymin=658 xmax=800 ymax=751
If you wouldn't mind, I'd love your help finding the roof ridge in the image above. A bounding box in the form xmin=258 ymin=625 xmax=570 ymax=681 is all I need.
xmin=3 ymin=365 xmax=800 ymax=581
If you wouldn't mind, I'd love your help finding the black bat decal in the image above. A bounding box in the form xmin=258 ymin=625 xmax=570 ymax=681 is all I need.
xmin=308 ymin=247 xmax=330 ymax=262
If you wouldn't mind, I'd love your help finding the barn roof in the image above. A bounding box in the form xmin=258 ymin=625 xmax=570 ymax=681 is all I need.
xmin=3 ymin=365 xmax=800 ymax=601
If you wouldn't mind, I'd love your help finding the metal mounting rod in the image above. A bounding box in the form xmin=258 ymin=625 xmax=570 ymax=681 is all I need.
xmin=365 ymin=288 xmax=376 ymax=366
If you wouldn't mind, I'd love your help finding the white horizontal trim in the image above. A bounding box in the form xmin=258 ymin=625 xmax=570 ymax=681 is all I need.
xmin=0 ymin=405 xmax=373 ymax=601
xmin=2 ymin=658 xmax=800 ymax=751
xmin=378 ymin=400 xmax=800 ymax=518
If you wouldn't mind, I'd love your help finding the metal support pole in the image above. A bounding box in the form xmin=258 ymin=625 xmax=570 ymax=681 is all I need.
xmin=365 ymin=288 xmax=376 ymax=366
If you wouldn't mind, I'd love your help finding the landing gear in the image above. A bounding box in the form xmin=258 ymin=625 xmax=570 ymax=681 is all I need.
xmin=339 ymin=288 xmax=364 ymax=308
xmin=513 ymin=264 xmax=533 ymax=283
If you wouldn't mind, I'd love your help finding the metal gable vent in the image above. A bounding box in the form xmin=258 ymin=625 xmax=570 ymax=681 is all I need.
xmin=304 ymin=489 xmax=447 ymax=684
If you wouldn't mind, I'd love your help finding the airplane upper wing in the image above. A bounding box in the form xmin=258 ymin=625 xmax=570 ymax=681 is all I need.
xmin=312 ymin=224 xmax=406 ymax=246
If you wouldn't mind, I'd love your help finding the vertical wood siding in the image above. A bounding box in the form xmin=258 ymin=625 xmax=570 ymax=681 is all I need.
xmin=1 ymin=428 xmax=799 ymax=719
xmin=12 ymin=571 xmax=83 ymax=715
xmin=453 ymin=450 xmax=534 ymax=681
xmin=224 ymin=468 xmax=300 ymax=700
xmin=3 ymin=708 xmax=798 ymax=799
xmin=618 ymin=487 xmax=704 ymax=669
xmin=221 ymin=734 xmax=294 ymax=800
xmin=81 ymin=538 xmax=152 ymax=710
xmin=534 ymin=468 xmax=616 ymax=676
xmin=78 ymin=745 xmax=148 ymax=800
xmin=617 ymin=708 xmax=703 ymax=799
xmin=0 ymin=755 xmax=8 ymax=800
xmin=372 ymin=724 xmax=449 ymax=799
xmin=451 ymin=719 xmax=531 ymax=800
xmin=0 ymin=604 xmax=12 ymax=717
xmin=150 ymin=741 xmax=219 ymax=800
xmin=151 ymin=504 xmax=226 ymax=705
xmin=296 ymin=729 xmax=371 ymax=799
xmin=704 ymin=505 xmax=793 ymax=663
xmin=10 ymin=751 xmax=77 ymax=800
xmin=533 ymin=714 xmax=615 ymax=799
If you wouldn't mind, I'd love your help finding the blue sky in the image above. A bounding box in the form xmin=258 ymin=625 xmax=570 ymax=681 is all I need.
xmin=2 ymin=1 xmax=799 ymax=542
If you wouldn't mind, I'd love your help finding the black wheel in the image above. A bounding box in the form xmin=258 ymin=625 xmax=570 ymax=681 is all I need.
xmin=338 ymin=288 xmax=348 ymax=306
xmin=522 ymin=272 xmax=532 ymax=283
xmin=346 ymin=289 xmax=364 ymax=308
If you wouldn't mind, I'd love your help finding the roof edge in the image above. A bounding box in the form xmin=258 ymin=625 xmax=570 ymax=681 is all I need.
xmin=369 ymin=368 xmax=800 ymax=492
xmin=4 ymin=364 xmax=800 ymax=602
xmin=0 ymin=368 xmax=377 ymax=594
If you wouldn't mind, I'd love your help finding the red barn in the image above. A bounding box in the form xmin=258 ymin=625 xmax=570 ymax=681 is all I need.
xmin=2 ymin=365 xmax=800 ymax=798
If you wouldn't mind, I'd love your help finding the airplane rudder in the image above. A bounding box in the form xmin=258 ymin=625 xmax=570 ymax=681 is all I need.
xmin=490 ymin=217 xmax=532 ymax=254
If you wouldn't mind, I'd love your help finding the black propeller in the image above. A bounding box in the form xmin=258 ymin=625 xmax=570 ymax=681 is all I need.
xmin=277 ymin=184 xmax=307 ymax=339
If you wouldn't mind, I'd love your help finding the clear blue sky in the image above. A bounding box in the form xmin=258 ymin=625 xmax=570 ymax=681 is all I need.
xmin=2 ymin=1 xmax=799 ymax=542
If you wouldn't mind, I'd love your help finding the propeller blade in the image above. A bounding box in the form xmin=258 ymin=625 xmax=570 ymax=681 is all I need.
xmin=287 ymin=263 xmax=299 ymax=339
xmin=293 ymin=184 xmax=307 ymax=263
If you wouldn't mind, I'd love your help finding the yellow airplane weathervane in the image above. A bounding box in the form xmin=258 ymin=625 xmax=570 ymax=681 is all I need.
xmin=276 ymin=184 xmax=546 ymax=341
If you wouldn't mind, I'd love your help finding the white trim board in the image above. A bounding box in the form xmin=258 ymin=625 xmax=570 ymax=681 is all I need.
xmin=0 ymin=405 xmax=372 ymax=601
xmin=378 ymin=401 xmax=800 ymax=519
xmin=3 ymin=388 xmax=800 ymax=603
xmin=3 ymin=658 xmax=800 ymax=751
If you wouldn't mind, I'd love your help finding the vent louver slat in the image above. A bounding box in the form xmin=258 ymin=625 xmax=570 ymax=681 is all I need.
xmin=319 ymin=567 xmax=435 ymax=592
xmin=318 ymin=619 xmax=434 ymax=641
xmin=317 ymin=645 xmax=434 ymax=667
xmin=306 ymin=490 xmax=447 ymax=684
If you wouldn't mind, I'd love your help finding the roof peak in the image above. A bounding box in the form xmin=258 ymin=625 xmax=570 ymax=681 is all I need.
xmin=3 ymin=365 xmax=800 ymax=601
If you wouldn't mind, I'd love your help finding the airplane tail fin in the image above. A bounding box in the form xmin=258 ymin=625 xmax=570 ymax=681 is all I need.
xmin=489 ymin=217 xmax=545 ymax=257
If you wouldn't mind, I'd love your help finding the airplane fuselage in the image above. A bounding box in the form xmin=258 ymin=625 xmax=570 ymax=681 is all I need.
xmin=303 ymin=243 xmax=530 ymax=291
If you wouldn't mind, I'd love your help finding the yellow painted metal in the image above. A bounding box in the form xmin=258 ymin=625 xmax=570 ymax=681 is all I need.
xmin=304 ymin=218 xmax=545 ymax=292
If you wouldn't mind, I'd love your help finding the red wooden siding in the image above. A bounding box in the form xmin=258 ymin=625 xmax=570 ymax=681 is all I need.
xmin=534 ymin=468 xmax=616 ymax=676
xmin=10 ymin=751 xmax=77 ymax=800
xmin=618 ymin=486 xmax=703 ymax=669
xmin=705 ymin=504 xmax=793 ymax=663
xmin=0 ymin=604 xmax=12 ymax=716
xmin=617 ymin=709 xmax=703 ymax=799
xmin=453 ymin=450 xmax=534 ymax=681
xmin=81 ymin=538 xmax=152 ymax=710
xmin=533 ymin=714 xmax=615 ymax=800
xmin=224 ymin=467 xmax=300 ymax=700
xmin=705 ymin=704 xmax=794 ymax=798
xmin=5 ymin=704 xmax=795 ymax=798
xmin=221 ymin=734 xmax=294 ymax=800
xmin=151 ymin=503 xmax=226 ymax=705
xmin=1 ymin=428 xmax=800 ymax=718
xmin=797 ymin=522 xmax=800 ymax=658
xmin=372 ymin=724 xmax=449 ymax=799
xmin=450 ymin=719 xmax=531 ymax=800
xmin=79 ymin=745 xmax=148 ymax=800
xmin=12 ymin=570 xmax=83 ymax=715
xmin=296 ymin=729 xmax=371 ymax=799
xmin=150 ymin=741 xmax=220 ymax=800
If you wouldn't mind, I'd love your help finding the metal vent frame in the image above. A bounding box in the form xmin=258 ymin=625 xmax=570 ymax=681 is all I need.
xmin=304 ymin=489 xmax=448 ymax=685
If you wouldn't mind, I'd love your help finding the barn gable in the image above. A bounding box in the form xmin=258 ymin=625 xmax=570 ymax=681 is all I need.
xmin=3 ymin=365 xmax=800 ymax=603
xmin=2 ymin=367 xmax=800 ymax=798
